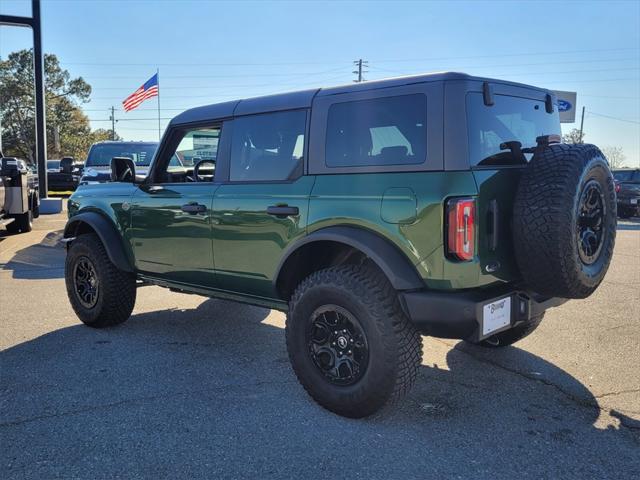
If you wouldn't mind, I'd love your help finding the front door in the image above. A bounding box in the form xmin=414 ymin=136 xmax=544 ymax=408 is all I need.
xmin=128 ymin=125 xmax=222 ymax=287
xmin=212 ymin=110 xmax=313 ymax=298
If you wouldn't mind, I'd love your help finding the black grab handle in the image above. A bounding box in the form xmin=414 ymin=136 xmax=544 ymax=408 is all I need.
xmin=267 ymin=205 xmax=299 ymax=218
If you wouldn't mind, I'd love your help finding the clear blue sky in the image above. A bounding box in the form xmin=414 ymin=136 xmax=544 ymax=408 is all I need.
xmin=1 ymin=0 xmax=639 ymax=165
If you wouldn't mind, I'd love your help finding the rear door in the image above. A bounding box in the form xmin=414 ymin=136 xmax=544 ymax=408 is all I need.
xmin=211 ymin=109 xmax=313 ymax=299
xmin=464 ymin=88 xmax=561 ymax=282
xmin=128 ymin=125 xmax=224 ymax=287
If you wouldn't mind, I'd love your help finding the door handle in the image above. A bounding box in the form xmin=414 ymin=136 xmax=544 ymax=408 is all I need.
xmin=181 ymin=203 xmax=207 ymax=214
xmin=267 ymin=205 xmax=299 ymax=218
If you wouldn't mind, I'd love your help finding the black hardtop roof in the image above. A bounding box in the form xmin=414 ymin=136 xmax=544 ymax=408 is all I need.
xmin=170 ymin=72 xmax=552 ymax=126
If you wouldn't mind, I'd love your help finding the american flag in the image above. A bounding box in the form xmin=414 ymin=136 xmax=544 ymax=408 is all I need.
xmin=122 ymin=73 xmax=159 ymax=112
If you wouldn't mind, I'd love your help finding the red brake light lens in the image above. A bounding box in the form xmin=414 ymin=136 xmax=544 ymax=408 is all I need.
xmin=615 ymin=183 xmax=621 ymax=193
xmin=446 ymin=197 xmax=476 ymax=261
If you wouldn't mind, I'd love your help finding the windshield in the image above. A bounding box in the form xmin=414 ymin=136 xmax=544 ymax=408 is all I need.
xmin=86 ymin=143 xmax=158 ymax=167
xmin=47 ymin=160 xmax=60 ymax=170
xmin=467 ymin=92 xmax=560 ymax=166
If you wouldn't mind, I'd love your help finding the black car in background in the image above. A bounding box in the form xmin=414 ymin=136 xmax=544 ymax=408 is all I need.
xmin=47 ymin=157 xmax=83 ymax=192
xmin=613 ymin=168 xmax=640 ymax=219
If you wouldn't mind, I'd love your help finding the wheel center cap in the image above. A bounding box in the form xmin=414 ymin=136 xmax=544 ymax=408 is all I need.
xmin=337 ymin=336 xmax=348 ymax=349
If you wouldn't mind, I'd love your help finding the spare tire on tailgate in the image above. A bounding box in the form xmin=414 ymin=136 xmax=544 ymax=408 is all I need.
xmin=513 ymin=143 xmax=616 ymax=299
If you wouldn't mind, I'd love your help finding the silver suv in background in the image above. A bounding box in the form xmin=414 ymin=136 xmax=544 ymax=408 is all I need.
xmin=0 ymin=154 xmax=39 ymax=234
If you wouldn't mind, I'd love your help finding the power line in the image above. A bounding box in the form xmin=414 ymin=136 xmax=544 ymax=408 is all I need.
xmin=86 ymin=73 xmax=350 ymax=90
xmin=85 ymin=79 xmax=640 ymax=101
xmin=89 ymin=117 xmax=174 ymax=121
xmin=79 ymin=66 xmax=349 ymax=80
xmin=367 ymin=57 xmax=640 ymax=76
xmin=586 ymin=111 xmax=640 ymax=124
xmin=87 ymin=74 xmax=350 ymax=100
xmin=83 ymin=67 xmax=638 ymax=91
xmin=368 ymin=47 xmax=640 ymax=64
xmin=581 ymin=94 xmax=640 ymax=100
xmin=58 ymin=47 xmax=639 ymax=67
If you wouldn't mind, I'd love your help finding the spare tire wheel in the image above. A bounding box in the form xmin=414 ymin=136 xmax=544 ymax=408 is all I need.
xmin=513 ymin=144 xmax=616 ymax=299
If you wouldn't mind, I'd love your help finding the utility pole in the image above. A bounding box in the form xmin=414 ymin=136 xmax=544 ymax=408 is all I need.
xmin=353 ymin=59 xmax=368 ymax=83
xmin=109 ymin=106 xmax=116 ymax=140
xmin=578 ymin=106 xmax=585 ymax=143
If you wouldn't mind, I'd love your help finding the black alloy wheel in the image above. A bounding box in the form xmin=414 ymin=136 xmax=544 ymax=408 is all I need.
xmin=306 ymin=305 xmax=369 ymax=386
xmin=577 ymin=180 xmax=606 ymax=265
xmin=73 ymin=256 xmax=100 ymax=308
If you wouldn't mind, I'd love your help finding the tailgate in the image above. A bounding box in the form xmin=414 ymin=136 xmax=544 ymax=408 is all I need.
xmin=472 ymin=168 xmax=524 ymax=283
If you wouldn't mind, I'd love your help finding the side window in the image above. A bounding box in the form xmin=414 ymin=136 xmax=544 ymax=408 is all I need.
xmin=157 ymin=126 xmax=220 ymax=183
xmin=325 ymin=94 xmax=427 ymax=168
xmin=230 ymin=110 xmax=307 ymax=182
xmin=174 ymin=127 xmax=220 ymax=169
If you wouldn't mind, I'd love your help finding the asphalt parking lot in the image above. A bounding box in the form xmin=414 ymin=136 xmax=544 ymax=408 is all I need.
xmin=1 ymin=211 xmax=639 ymax=479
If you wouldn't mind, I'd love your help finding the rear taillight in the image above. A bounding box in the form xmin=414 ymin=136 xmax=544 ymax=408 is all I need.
xmin=615 ymin=183 xmax=621 ymax=193
xmin=446 ymin=197 xmax=476 ymax=261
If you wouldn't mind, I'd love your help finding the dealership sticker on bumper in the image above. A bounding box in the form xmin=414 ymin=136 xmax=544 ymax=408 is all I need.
xmin=482 ymin=296 xmax=512 ymax=336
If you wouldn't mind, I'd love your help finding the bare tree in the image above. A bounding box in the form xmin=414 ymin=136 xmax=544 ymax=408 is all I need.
xmin=601 ymin=146 xmax=627 ymax=169
xmin=562 ymin=128 xmax=585 ymax=144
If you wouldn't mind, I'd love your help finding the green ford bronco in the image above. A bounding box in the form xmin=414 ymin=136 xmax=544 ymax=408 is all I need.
xmin=63 ymin=73 xmax=617 ymax=417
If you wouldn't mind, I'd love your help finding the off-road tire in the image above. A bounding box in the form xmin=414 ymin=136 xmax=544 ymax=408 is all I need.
xmin=286 ymin=263 xmax=423 ymax=418
xmin=513 ymin=144 xmax=616 ymax=299
xmin=468 ymin=313 xmax=544 ymax=348
xmin=6 ymin=210 xmax=32 ymax=233
xmin=65 ymin=233 xmax=136 ymax=328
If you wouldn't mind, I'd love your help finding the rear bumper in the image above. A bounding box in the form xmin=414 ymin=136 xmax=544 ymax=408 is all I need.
xmin=617 ymin=197 xmax=639 ymax=207
xmin=399 ymin=285 xmax=567 ymax=342
xmin=48 ymin=181 xmax=78 ymax=191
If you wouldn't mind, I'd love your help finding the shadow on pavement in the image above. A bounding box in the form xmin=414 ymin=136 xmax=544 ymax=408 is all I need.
xmin=0 ymin=230 xmax=64 ymax=279
xmin=1 ymin=297 xmax=638 ymax=478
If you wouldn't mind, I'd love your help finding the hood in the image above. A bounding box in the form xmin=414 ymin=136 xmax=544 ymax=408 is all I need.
xmin=82 ymin=165 xmax=150 ymax=182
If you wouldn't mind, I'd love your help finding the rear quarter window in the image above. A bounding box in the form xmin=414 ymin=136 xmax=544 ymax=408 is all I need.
xmin=325 ymin=94 xmax=427 ymax=168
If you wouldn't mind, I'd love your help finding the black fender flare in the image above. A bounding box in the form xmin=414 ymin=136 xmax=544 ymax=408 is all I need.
xmin=274 ymin=226 xmax=424 ymax=292
xmin=64 ymin=212 xmax=133 ymax=272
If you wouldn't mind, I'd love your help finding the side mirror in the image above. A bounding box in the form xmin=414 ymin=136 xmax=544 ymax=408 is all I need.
xmin=110 ymin=156 xmax=136 ymax=182
xmin=60 ymin=156 xmax=74 ymax=174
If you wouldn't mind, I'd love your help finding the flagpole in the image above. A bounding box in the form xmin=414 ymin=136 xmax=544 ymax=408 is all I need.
xmin=157 ymin=68 xmax=161 ymax=141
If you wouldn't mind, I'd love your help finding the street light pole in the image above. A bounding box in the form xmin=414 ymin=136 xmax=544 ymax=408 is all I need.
xmin=32 ymin=0 xmax=48 ymax=197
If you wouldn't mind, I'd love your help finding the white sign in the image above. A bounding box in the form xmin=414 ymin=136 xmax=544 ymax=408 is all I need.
xmin=553 ymin=90 xmax=577 ymax=123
